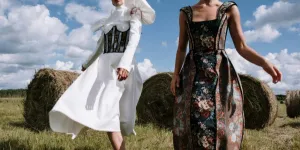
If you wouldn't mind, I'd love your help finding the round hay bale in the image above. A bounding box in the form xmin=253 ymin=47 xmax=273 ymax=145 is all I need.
xmin=23 ymin=68 xmax=79 ymax=131
xmin=285 ymin=90 xmax=300 ymax=118
xmin=137 ymin=72 xmax=278 ymax=130
xmin=136 ymin=72 xmax=174 ymax=129
xmin=239 ymin=74 xmax=278 ymax=129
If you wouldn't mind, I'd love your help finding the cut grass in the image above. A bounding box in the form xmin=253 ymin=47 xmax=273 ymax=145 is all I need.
xmin=0 ymin=98 xmax=172 ymax=150
xmin=242 ymin=102 xmax=300 ymax=150
xmin=0 ymin=98 xmax=299 ymax=150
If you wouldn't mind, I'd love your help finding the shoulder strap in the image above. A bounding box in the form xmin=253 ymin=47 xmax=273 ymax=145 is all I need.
xmin=218 ymin=1 xmax=237 ymax=18
xmin=180 ymin=6 xmax=192 ymax=22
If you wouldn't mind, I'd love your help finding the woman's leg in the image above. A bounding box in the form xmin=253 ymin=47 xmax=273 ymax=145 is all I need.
xmin=107 ymin=132 xmax=126 ymax=150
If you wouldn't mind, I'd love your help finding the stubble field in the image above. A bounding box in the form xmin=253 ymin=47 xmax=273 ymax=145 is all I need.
xmin=0 ymin=98 xmax=299 ymax=150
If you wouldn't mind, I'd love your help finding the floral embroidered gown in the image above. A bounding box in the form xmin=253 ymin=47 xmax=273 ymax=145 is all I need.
xmin=173 ymin=1 xmax=244 ymax=150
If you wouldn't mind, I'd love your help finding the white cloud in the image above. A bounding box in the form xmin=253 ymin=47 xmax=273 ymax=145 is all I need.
xmin=0 ymin=69 xmax=34 ymax=89
xmin=0 ymin=0 xmax=11 ymax=13
xmin=0 ymin=4 xmax=72 ymax=72
xmin=0 ymin=4 xmax=68 ymax=54
xmin=0 ymin=4 xmax=79 ymax=89
xmin=226 ymin=48 xmax=300 ymax=94
xmin=161 ymin=41 xmax=167 ymax=47
xmin=0 ymin=63 xmax=29 ymax=74
xmin=46 ymin=0 xmax=64 ymax=6
xmin=0 ymin=59 xmax=77 ymax=89
xmin=0 ymin=16 xmax=9 ymax=28
xmin=66 ymin=46 xmax=91 ymax=58
xmin=98 ymin=0 xmax=114 ymax=13
xmin=55 ymin=60 xmax=74 ymax=70
xmin=246 ymin=1 xmax=300 ymax=28
xmin=289 ymin=27 xmax=300 ymax=32
xmin=175 ymin=37 xmax=179 ymax=46
xmin=0 ymin=0 xmax=18 ymax=15
xmin=66 ymin=25 xmax=96 ymax=50
xmin=244 ymin=1 xmax=300 ymax=43
xmin=57 ymin=24 xmax=100 ymax=63
xmin=244 ymin=24 xmax=281 ymax=43
xmin=137 ymin=59 xmax=157 ymax=83
xmin=0 ymin=2 xmax=111 ymax=89
xmin=0 ymin=53 xmax=45 ymax=66
xmin=65 ymin=3 xmax=108 ymax=25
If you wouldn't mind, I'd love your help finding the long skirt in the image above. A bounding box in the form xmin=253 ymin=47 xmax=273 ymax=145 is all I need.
xmin=49 ymin=53 xmax=143 ymax=139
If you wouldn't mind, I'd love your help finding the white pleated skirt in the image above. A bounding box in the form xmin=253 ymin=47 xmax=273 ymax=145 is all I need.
xmin=49 ymin=53 xmax=143 ymax=139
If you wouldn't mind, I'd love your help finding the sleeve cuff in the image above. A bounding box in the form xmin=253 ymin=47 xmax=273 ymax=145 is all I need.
xmin=118 ymin=65 xmax=132 ymax=72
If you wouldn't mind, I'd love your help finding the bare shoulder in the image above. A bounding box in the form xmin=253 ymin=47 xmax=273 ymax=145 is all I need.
xmin=227 ymin=4 xmax=240 ymax=18
xmin=227 ymin=4 xmax=239 ymax=13
xmin=179 ymin=7 xmax=189 ymax=22
xmin=179 ymin=11 xmax=187 ymax=20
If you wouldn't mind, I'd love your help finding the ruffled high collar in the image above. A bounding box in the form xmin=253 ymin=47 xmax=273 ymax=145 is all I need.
xmin=115 ymin=4 xmax=126 ymax=11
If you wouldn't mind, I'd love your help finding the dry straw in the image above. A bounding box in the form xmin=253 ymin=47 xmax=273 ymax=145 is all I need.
xmin=136 ymin=72 xmax=174 ymax=129
xmin=23 ymin=68 xmax=79 ymax=131
xmin=239 ymin=74 xmax=278 ymax=129
xmin=137 ymin=72 xmax=278 ymax=130
xmin=23 ymin=68 xmax=278 ymax=131
xmin=285 ymin=90 xmax=300 ymax=118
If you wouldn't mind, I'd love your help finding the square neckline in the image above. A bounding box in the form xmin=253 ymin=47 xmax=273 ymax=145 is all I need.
xmin=189 ymin=2 xmax=224 ymax=23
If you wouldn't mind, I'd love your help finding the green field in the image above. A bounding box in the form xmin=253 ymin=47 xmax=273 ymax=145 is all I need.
xmin=0 ymin=98 xmax=299 ymax=150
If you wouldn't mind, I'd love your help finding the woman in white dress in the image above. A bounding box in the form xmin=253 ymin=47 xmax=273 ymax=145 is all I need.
xmin=49 ymin=0 xmax=155 ymax=149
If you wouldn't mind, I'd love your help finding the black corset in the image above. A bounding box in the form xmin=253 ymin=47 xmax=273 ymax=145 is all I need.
xmin=103 ymin=26 xmax=130 ymax=54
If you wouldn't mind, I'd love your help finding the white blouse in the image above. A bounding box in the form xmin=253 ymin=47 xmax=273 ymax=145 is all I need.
xmin=49 ymin=1 xmax=155 ymax=140
xmin=82 ymin=5 xmax=142 ymax=72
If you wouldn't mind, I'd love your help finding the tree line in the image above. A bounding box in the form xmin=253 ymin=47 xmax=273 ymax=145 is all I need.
xmin=0 ymin=88 xmax=286 ymax=100
xmin=276 ymin=94 xmax=286 ymax=101
xmin=0 ymin=89 xmax=26 ymax=97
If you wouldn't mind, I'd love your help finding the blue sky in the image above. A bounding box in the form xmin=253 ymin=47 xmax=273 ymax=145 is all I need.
xmin=134 ymin=0 xmax=300 ymax=71
xmin=0 ymin=0 xmax=300 ymax=94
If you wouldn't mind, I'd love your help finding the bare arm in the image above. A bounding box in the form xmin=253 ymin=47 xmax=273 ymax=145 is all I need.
xmin=171 ymin=11 xmax=189 ymax=95
xmin=173 ymin=11 xmax=189 ymax=76
xmin=228 ymin=6 xmax=282 ymax=83
xmin=228 ymin=6 xmax=266 ymax=67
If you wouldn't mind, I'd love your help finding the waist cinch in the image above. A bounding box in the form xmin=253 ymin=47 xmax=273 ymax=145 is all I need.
xmin=103 ymin=26 xmax=130 ymax=54
xmin=193 ymin=49 xmax=226 ymax=56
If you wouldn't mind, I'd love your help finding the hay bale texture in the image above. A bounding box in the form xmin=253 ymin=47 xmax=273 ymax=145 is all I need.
xmin=239 ymin=74 xmax=278 ymax=129
xmin=136 ymin=72 xmax=174 ymax=129
xmin=285 ymin=90 xmax=300 ymax=118
xmin=23 ymin=68 xmax=79 ymax=131
xmin=137 ymin=72 xmax=278 ymax=130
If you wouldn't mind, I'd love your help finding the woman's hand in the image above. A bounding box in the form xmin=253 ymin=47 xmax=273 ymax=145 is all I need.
xmin=117 ymin=68 xmax=129 ymax=81
xmin=261 ymin=61 xmax=282 ymax=84
xmin=169 ymin=11 xmax=189 ymax=96
xmin=227 ymin=5 xmax=282 ymax=84
xmin=170 ymin=74 xmax=180 ymax=96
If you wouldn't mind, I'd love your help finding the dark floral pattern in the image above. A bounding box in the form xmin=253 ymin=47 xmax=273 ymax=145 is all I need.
xmin=173 ymin=1 xmax=244 ymax=150
xmin=191 ymin=53 xmax=218 ymax=150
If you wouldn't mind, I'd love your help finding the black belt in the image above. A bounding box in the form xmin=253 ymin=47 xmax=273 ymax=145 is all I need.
xmin=103 ymin=26 xmax=130 ymax=54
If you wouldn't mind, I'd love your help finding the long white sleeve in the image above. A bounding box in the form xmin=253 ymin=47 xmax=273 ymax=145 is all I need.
xmin=117 ymin=8 xmax=142 ymax=72
xmin=91 ymin=18 xmax=107 ymax=32
xmin=82 ymin=33 xmax=104 ymax=69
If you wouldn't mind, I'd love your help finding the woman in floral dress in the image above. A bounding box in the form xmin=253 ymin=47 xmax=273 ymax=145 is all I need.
xmin=171 ymin=0 xmax=282 ymax=150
